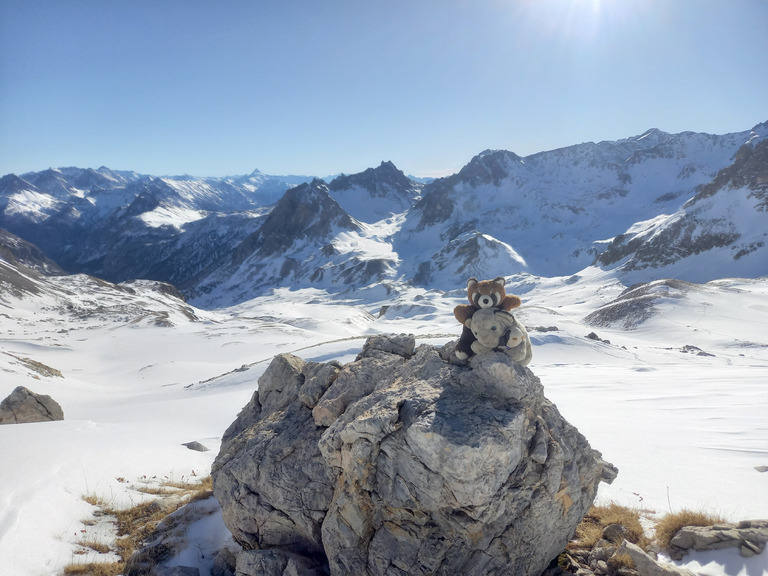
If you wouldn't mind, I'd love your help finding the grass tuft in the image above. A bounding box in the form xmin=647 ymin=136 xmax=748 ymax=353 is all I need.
xmin=570 ymin=503 xmax=649 ymax=550
xmin=75 ymin=539 xmax=113 ymax=555
xmin=654 ymin=508 xmax=726 ymax=549
xmin=63 ymin=563 xmax=123 ymax=576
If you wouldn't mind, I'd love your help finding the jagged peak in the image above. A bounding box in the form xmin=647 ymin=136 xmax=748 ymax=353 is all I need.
xmin=309 ymin=177 xmax=328 ymax=186
xmin=272 ymin=179 xmax=340 ymax=214
xmin=750 ymin=120 xmax=768 ymax=135
xmin=475 ymin=149 xmax=521 ymax=160
xmin=0 ymin=173 xmax=35 ymax=188
xmin=231 ymin=177 xmax=354 ymax=263
xmin=328 ymin=161 xmax=415 ymax=194
xmin=636 ymin=128 xmax=664 ymax=140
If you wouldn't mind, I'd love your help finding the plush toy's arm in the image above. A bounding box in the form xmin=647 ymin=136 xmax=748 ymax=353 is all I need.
xmin=470 ymin=340 xmax=491 ymax=355
xmin=454 ymin=304 xmax=477 ymax=324
xmin=502 ymin=322 xmax=532 ymax=366
xmin=504 ymin=326 xmax=525 ymax=347
xmin=500 ymin=295 xmax=522 ymax=311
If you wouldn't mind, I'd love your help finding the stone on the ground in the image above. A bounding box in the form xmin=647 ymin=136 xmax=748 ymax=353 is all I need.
xmin=0 ymin=385 xmax=64 ymax=424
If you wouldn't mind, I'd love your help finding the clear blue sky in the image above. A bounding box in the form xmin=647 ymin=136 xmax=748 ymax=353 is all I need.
xmin=1 ymin=0 xmax=766 ymax=178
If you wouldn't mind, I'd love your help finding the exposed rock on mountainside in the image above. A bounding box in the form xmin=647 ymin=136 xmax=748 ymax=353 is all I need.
xmin=584 ymin=279 xmax=697 ymax=330
xmin=413 ymin=230 xmax=527 ymax=285
xmin=0 ymin=236 xmax=203 ymax=330
xmin=594 ymin=138 xmax=768 ymax=282
xmin=328 ymin=160 xmax=422 ymax=222
xmin=0 ymin=386 xmax=64 ymax=424
xmin=212 ymin=335 xmax=616 ymax=576
xmin=395 ymin=124 xmax=768 ymax=284
xmin=192 ymin=179 xmax=400 ymax=304
xmin=0 ymin=228 xmax=64 ymax=276
xmin=233 ymin=179 xmax=356 ymax=262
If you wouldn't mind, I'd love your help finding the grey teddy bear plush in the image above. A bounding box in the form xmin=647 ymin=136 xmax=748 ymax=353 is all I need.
xmin=466 ymin=307 xmax=532 ymax=366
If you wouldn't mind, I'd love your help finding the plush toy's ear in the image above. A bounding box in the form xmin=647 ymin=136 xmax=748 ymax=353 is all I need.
xmin=467 ymin=277 xmax=478 ymax=289
xmin=493 ymin=276 xmax=506 ymax=287
xmin=465 ymin=317 xmax=472 ymax=329
xmin=503 ymin=295 xmax=522 ymax=310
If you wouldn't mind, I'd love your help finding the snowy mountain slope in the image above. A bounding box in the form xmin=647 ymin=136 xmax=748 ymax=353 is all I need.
xmin=327 ymin=160 xmax=422 ymax=222
xmin=394 ymin=123 xmax=768 ymax=285
xmin=595 ymin=137 xmax=768 ymax=283
xmin=190 ymin=179 xmax=402 ymax=307
xmin=0 ymin=167 xmax=304 ymax=286
xmin=185 ymin=123 xmax=768 ymax=307
xmin=226 ymin=168 xmax=313 ymax=206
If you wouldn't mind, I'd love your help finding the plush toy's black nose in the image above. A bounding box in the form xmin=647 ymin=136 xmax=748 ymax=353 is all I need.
xmin=480 ymin=296 xmax=492 ymax=306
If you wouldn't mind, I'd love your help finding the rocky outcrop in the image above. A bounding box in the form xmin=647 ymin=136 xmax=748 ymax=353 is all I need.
xmin=0 ymin=386 xmax=64 ymax=424
xmin=668 ymin=520 xmax=768 ymax=559
xmin=212 ymin=335 xmax=617 ymax=576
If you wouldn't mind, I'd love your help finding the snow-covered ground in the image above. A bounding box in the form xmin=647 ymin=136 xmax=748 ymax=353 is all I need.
xmin=0 ymin=269 xmax=766 ymax=575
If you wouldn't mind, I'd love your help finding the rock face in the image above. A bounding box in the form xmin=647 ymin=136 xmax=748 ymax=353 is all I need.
xmin=212 ymin=335 xmax=617 ymax=576
xmin=0 ymin=386 xmax=64 ymax=424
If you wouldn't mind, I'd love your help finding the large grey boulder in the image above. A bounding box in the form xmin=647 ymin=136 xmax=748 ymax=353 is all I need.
xmin=213 ymin=335 xmax=616 ymax=576
xmin=0 ymin=386 xmax=64 ymax=424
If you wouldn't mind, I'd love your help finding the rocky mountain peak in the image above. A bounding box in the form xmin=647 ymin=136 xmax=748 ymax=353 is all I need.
xmin=329 ymin=160 xmax=416 ymax=196
xmin=458 ymin=149 xmax=523 ymax=187
xmin=0 ymin=174 xmax=36 ymax=196
xmin=23 ymin=168 xmax=72 ymax=198
xmin=326 ymin=161 xmax=420 ymax=222
xmin=233 ymin=179 xmax=356 ymax=262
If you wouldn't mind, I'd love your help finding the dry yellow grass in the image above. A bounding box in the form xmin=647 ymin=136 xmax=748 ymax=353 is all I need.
xmin=654 ymin=508 xmax=726 ymax=549
xmin=63 ymin=562 xmax=124 ymax=576
xmin=74 ymin=538 xmax=113 ymax=555
xmin=64 ymin=476 xmax=213 ymax=575
xmin=135 ymin=474 xmax=213 ymax=498
xmin=570 ymin=503 xmax=649 ymax=550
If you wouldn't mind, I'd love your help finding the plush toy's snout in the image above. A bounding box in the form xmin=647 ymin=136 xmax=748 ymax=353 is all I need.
xmin=476 ymin=294 xmax=495 ymax=308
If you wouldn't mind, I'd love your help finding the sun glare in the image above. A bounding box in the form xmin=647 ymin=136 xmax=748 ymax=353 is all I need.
xmin=522 ymin=0 xmax=631 ymax=44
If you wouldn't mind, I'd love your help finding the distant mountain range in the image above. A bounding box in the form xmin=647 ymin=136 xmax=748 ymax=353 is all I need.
xmin=1 ymin=122 xmax=766 ymax=307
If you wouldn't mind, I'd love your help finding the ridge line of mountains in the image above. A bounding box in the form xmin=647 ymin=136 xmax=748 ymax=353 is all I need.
xmin=1 ymin=122 xmax=767 ymax=308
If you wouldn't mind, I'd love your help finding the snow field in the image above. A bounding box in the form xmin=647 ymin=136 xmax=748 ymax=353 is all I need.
xmin=0 ymin=271 xmax=766 ymax=575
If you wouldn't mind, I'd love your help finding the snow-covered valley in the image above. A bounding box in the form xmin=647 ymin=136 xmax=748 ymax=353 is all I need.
xmin=1 ymin=266 xmax=766 ymax=575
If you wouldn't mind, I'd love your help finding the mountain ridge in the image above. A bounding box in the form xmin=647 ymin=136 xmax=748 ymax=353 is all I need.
xmin=1 ymin=121 xmax=767 ymax=307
